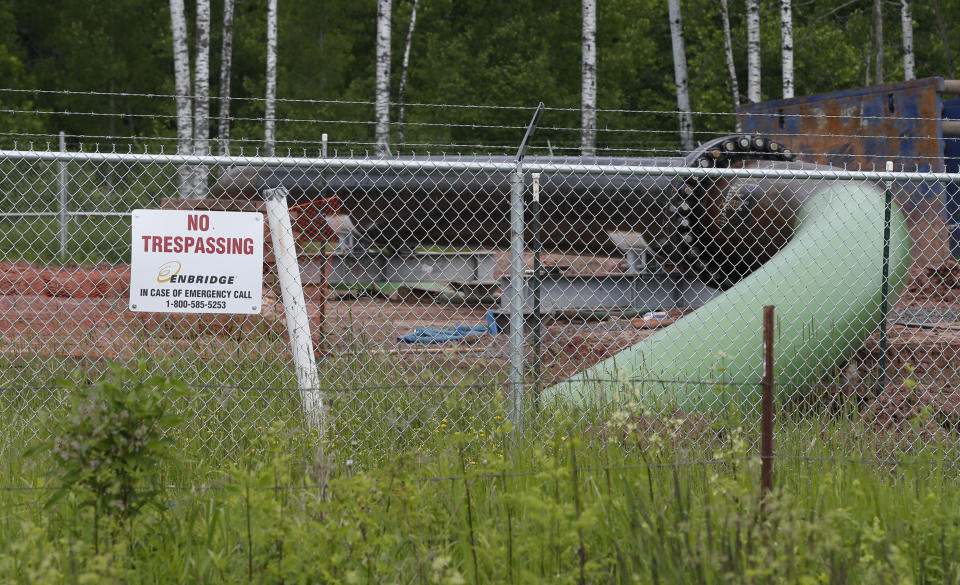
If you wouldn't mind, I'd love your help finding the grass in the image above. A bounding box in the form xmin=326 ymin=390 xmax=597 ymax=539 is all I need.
xmin=0 ymin=216 xmax=132 ymax=265
xmin=1 ymin=352 xmax=960 ymax=583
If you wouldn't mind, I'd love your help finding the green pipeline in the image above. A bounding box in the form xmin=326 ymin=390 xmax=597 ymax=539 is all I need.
xmin=543 ymin=183 xmax=912 ymax=410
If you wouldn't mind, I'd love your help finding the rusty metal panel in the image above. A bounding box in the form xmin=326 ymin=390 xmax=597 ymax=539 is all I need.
xmin=738 ymin=77 xmax=945 ymax=172
xmin=739 ymin=77 xmax=950 ymax=266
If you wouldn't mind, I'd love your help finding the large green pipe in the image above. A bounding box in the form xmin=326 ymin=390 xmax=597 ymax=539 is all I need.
xmin=543 ymin=182 xmax=912 ymax=410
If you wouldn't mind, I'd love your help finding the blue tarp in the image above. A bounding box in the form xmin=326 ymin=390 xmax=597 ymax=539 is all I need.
xmin=396 ymin=311 xmax=500 ymax=343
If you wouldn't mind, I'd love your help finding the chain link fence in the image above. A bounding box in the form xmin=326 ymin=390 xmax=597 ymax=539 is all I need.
xmin=2 ymin=115 xmax=960 ymax=468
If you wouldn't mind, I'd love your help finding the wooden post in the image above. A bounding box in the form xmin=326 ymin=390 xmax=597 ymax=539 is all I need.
xmin=761 ymin=305 xmax=775 ymax=502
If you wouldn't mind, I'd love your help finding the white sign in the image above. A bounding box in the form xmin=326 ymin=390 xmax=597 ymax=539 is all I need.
xmin=129 ymin=209 xmax=264 ymax=314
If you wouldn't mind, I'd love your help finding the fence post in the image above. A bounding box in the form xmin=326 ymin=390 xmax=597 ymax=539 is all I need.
xmin=507 ymin=102 xmax=544 ymax=441
xmin=57 ymin=131 xmax=69 ymax=263
xmin=508 ymin=163 xmax=526 ymax=437
xmin=321 ymin=133 xmax=328 ymax=158
xmin=761 ymin=305 xmax=775 ymax=502
xmin=531 ymin=172 xmax=543 ymax=404
xmin=264 ymin=187 xmax=324 ymax=430
xmin=877 ymin=160 xmax=894 ymax=396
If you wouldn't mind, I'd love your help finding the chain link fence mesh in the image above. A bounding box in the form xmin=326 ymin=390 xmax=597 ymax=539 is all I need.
xmin=1 ymin=122 xmax=959 ymax=469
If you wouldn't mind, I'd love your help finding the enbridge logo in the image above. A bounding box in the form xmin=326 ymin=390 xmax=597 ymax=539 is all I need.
xmin=157 ymin=261 xmax=182 ymax=283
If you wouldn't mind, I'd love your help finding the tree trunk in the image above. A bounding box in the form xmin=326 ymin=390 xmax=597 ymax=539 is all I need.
xmin=264 ymin=0 xmax=278 ymax=156
xmin=192 ymin=0 xmax=210 ymax=197
xmin=781 ymin=0 xmax=794 ymax=99
xmin=397 ymin=0 xmax=419 ymax=149
xmin=375 ymin=0 xmax=392 ymax=156
xmin=874 ymin=0 xmax=884 ymax=84
xmin=720 ymin=0 xmax=740 ymax=116
xmin=169 ymin=0 xmax=193 ymax=197
xmin=746 ymin=0 xmax=761 ymax=103
xmin=581 ymin=0 xmax=597 ymax=157
xmin=218 ymin=0 xmax=235 ymax=155
xmin=901 ymin=0 xmax=914 ymax=81
xmin=668 ymin=0 xmax=693 ymax=152
xmin=933 ymin=0 xmax=956 ymax=77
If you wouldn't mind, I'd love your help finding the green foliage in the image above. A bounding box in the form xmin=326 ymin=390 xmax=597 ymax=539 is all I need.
xmin=5 ymin=414 xmax=960 ymax=583
xmin=2 ymin=0 xmax=960 ymax=153
xmin=34 ymin=363 xmax=186 ymax=519
xmin=0 ymin=354 xmax=957 ymax=582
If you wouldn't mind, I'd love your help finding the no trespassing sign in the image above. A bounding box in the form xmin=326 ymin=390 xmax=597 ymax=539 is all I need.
xmin=129 ymin=209 xmax=264 ymax=314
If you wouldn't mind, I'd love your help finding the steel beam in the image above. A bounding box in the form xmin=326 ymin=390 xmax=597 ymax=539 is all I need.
xmin=298 ymin=250 xmax=496 ymax=286
xmin=499 ymin=273 xmax=721 ymax=314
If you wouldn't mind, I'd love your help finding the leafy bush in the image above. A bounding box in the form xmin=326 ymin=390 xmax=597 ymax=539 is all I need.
xmin=36 ymin=362 xmax=186 ymax=519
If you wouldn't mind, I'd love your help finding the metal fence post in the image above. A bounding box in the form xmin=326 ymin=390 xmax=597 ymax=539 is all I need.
xmin=57 ymin=131 xmax=69 ymax=263
xmin=531 ymin=172 xmax=543 ymax=403
xmin=264 ymin=187 xmax=324 ymax=431
xmin=508 ymin=164 xmax=526 ymax=436
xmin=507 ymin=102 xmax=544 ymax=440
xmin=877 ymin=161 xmax=893 ymax=396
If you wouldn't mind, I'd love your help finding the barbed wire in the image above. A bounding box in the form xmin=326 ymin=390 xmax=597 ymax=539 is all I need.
xmin=1 ymin=135 xmax=955 ymax=165
xmin=0 ymin=87 xmax=952 ymax=123
xmin=3 ymin=107 xmax=952 ymax=142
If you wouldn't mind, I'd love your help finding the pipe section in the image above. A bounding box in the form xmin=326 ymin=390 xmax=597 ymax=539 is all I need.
xmin=543 ymin=182 xmax=912 ymax=410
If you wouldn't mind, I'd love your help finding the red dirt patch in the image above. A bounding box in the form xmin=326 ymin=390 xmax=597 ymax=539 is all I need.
xmin=0 ymin=261 xmax=130 ymax=298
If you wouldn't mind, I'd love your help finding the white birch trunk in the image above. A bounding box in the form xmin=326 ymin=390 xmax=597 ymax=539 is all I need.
xmin=900 ymin=0 xmax=915 ymax=81
xmin=747 ymin=0 xmax=761 ymax=103
xmin=169 ymin=0 xmax=193 ymax=197
xmin=192 ymin=0 xmax=211 ymax=197
xmin=264 ymin=0 xmax=278 ymax=157
xmin=781 ymin=0 xmax=794 ymax=99
xmin=668 ymin=0 xmax=694 ymax=152
xmin=874 ymin=0 xmax=884 ymax=84
xmin=581 ymin=0 xmax=597 ymax=157
xmin=397 ymin=0 xmax=419 ymax=149
xmin=218 ymin=0 xmax=235 ymax=155
xmin=374 ymin=0 xmax=392 ymax=156
xmin=720 ymin=0 xmax=740 ymax=115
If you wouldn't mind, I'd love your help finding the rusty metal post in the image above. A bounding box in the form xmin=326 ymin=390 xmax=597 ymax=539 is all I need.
xmin=761 ymin=305 xmax=774 ymax=500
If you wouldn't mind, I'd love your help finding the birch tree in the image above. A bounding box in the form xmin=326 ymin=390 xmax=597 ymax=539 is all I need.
xmin=901 ymin=0 xmax=914 ymax=80
xmin=668 ymin=0 xmax=694 ymax=152
xmin=746 ymin=0 xmax=761 ymax=103
xmin=374 ymin=0 xmax=392 ymax=156
xmin=264 ymin=0 xmax=278 ymax=156
xmin=169 ymin=0 xmax=193 ymax=197
xmin=581 ymin=0 xmax=597 ymax=157
xmin=397 ymin=0 xmax=419 ymax=149
xmin=192 ymin=0 xmax=210 ymax=196
xmin=720 ymin=0 xmax=740 ymax=113
xmin=874 ymin=0 xmax=883 ymax=84
xmin=781 ymin=0 xmax=794 ymax=99
xmin=218 ymin=0 xmax=235 ymax=155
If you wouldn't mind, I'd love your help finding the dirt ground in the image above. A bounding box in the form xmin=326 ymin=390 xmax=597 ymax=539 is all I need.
xmin=3 ymin=256 xmax=960 ymax=431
